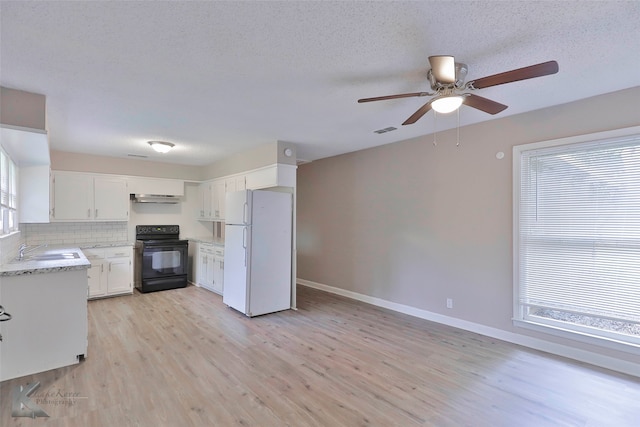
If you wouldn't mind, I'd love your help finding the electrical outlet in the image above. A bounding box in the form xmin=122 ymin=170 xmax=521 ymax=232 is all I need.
xmin=446 ymin=298 xmax=453 ymax=309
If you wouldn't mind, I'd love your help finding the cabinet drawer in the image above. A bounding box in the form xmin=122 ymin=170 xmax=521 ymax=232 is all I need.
xmin=200 ymin=244 xmax=215 ymax=255
xmin=82 ymin=248 xmax=104 ymax=260
xmin=105 ymin=247 xmax=132 ymax=258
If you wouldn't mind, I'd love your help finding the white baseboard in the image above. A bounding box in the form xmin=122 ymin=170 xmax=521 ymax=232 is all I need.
xmin=297 ymin=278 xmax=640 ymax=378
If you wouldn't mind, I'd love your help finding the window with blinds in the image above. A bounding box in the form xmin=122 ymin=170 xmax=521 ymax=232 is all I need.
xmin=0 ymin=147 xmax=18 ymax=235
xmin=514 ymin=130 xmax=640 ymax=348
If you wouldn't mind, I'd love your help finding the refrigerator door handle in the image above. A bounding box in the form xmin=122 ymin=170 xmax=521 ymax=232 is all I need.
xmin=243 ymin=202 xmax=248 ymax=224
xmin=242 ymin=227 xmax=247 ymax=249
xmin=242 ymin=226 xmax=248 ymax=266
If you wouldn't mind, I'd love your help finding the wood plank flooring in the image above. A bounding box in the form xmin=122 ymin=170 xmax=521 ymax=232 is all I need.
xmin=1 ymin=285 xmax=639 ymax=426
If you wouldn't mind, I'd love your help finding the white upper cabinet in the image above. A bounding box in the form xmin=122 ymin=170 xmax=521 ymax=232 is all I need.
xmin=94 ymin=176 xmax=129 ymax=220
xmin=245 ymin=164 xmax=296 ymax=189
xmin=197 ymin=182 xmax=212 ymax=220
xmin=51 ymin=172 xmax=93 ymax=220
xmin=225 ymin=175 xmax=246 ymax=193
xmin=127 ymin=176 xmax=184 ymax=196
xmin=19 ymin=165 xmax=51 ymax=223
xmin=51 ymin=171 xmax=128 ymax=221
xmin=211 ymin=179 xmax=226 ymax=220
xmin=197 ymin=179 xmax=228 ymax=221
xmin=197 ymin=164 xmax=296 ymax=222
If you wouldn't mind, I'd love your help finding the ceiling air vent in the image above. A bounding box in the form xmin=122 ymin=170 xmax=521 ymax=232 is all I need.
xmin=374 ymin=127 xmax=397 ymax=134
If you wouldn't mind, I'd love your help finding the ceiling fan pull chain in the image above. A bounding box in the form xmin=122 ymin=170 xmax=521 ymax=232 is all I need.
xmin=433 ymin=112 xmax=437 ymax=146
xmin=456 ymin=108 xmax=460 ymax=147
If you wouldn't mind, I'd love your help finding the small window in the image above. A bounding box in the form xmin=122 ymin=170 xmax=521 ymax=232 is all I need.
xmin=514 ymin=128 xmax=640 ymax=349
xmin=0 ymin=147 xmax=18 ymax=235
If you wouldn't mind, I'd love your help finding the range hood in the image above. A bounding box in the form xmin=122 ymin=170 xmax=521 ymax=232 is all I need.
xmin=130 ymin=194 xmax=180 ymax=204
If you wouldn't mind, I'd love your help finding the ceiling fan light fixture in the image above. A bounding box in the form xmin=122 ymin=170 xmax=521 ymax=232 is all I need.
xmin=431 ymin=95 xmax=464 ymax=114
xmin=148 ymin=140 xmax=175 ymax=153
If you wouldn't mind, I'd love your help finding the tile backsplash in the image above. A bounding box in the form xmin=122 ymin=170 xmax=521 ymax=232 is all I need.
xmin=21 ymin=222 xmax=129 ymax=245
xmin=0 ymin=231 xmax=23 ymax=264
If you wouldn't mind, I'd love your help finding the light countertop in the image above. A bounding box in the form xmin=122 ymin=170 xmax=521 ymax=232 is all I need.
xmin=79 ymin=241 xmax=134 ymax=249
xmin=0 ymin=247 xmax=91 ymax=277
xmin=186 ymin=236 xmax=225 ymax=246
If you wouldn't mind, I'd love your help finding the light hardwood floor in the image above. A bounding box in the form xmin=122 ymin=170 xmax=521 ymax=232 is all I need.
xmin=1 ymin=285 xmax=639 ymax=426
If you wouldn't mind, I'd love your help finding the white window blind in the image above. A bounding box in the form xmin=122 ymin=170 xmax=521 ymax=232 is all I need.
xmin=516 ymin=132 xmax=640 ymax=345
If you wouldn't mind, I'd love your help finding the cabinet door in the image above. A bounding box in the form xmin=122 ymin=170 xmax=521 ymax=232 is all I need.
xmin=245 ymin=166 xmax=278 ymax=190
xmin=85 ymin=249 xmax=106 ymax=299
xmin=94 ymin=177 xmax=128 ymax=220
xmin=212 ymin=180 xmax=226 ymax=220
xmin=105 ymin=248 xmax=132 ymax=295
xmin=236 ymin=176 xmax=247 ymax=192
xmin=225 ymin=176 xmax=246 ymax=193
xmin=52 ymin=172 xmax=93 ymax=220
xmin=196 ymin=250 xmax=205 ymax=286
xmin=197 ymin=245 xmax=219 ymax=293
xmin=19 ymin=165 xmax=50 ymax=223
xmin=213 ymin=255 xmax=224 ymax=294
xmin=106 ymin=256 xmax=132 ymax=294
xmin=197 ymin=183 xmax=212 ymax=220
xmin=87 ymin=261 xmax=106 ymax=298
xmin=205 ymin=252 xmax=217 ymax=292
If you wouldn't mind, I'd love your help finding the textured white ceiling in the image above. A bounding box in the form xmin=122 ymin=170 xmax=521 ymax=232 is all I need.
xmin=1 ymin=1 xmax=639 ymax=165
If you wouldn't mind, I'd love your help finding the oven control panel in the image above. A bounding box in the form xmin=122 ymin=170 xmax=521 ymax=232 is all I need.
xmin=136 ymin=225 xmax=180 ymax=235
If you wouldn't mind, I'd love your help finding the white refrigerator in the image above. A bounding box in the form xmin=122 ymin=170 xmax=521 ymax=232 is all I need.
xmin=223 ymin=189 xmax=293 ymax=317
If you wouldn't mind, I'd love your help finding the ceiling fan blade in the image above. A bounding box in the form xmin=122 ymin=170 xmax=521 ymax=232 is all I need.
xmin=428 ymin=56 xmax=456 ymax=84
xmin=463 ymin=94 xmax=508 ymax=115
xmin=402 ymin=100 xmax=434 ymax=125
xmin=470 ymin=60 xmax=559 ymax=89
xmin=357 ymin=92 xmax=430 ymax=103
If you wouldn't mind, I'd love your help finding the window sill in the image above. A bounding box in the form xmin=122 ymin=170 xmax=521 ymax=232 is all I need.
xmin=0 ymin=230 xmax=20 ymax=240
xmin=513 ymin=318 xmax=640 ymax=356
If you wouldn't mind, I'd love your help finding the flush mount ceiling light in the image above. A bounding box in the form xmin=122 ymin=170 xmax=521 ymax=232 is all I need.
xmin=431 ymin=95 xmax=464 ymax=114
xmin=148 ymin=140 xmax=175 ymax=153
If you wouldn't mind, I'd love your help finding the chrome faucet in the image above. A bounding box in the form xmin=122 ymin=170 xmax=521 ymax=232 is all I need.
xmin=17 ymin=243 xmax=48 ymax=260
xmin=17 ymin=244 xmax=27 ymax=260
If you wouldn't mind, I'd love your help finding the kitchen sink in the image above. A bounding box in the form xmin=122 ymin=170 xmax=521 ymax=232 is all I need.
xmin=27 ymin=252 xmax=81 ymax=261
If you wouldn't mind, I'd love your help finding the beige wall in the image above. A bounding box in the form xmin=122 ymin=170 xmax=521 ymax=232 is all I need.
xmin=50 ymin=150 xmax=203 ymax=181
xmin=201 ymin=140 xmax=297 ymax=180
xmin=0 ymin=86 xmax=47 ymax=130
xmin=50 ymin=141 xmax=296 ymax=181
xmin=297 ymin=86 xmax=640 ymax=365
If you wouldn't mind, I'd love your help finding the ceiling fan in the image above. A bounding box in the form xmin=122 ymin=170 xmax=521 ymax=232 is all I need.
xmin=358 ymin=56 xmax=559 ymax=125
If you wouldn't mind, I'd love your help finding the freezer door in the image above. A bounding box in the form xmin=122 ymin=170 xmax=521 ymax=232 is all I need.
xmin=246 ymin=191 xmax=292 ymax=316
xmin=225 ymin=190 xmax=251 ymax=225
xmin=222 ymin=224 xmax=250 ymax=314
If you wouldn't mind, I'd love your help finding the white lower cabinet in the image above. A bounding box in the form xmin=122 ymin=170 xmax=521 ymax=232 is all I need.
xmin=0 ymin=269 xmax=88 ymax=381
xmin=86 ymin=251 xmax=106 ymax=298
xmin=196 ymin=243 xmax=224 ymax=295
xmin=213 ymin=246 xmax=224 ymax=294
xmin=85 ymin=246 xmax=133 ymax=299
